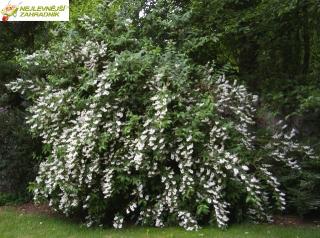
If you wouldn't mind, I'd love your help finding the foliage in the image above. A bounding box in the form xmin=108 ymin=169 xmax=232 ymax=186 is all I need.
xmin=181 ymin=0 xmax=320 ymax=218
xmin=70 ymin=0 xmax=102 ymax=21
xmin=279 ymin=149 xmax=320 ymax=217
xmin=7 ymin=0 xmax=317 ymax=230
xmin=0 ymin=108 xmax=39 ymax=200
xmin=200 ymin=0 xmax=320 ymax=112
xmin=0 ymin=22 xmax=45 ymax=199
xmin=0 ymin=193 xmax=28 ymax=206
xmin=0 ymin=0 xmax=102 ymax=204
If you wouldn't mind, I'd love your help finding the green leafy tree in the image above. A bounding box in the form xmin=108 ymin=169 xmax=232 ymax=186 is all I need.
xmin=0 ymin=22 xmax=45 ymax=200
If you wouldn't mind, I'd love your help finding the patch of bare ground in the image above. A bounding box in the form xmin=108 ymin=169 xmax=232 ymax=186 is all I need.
xmin=15 ymin=203 xmax=59 ymax=217
xmin=273 ymin=215 xmax=320 ymax=227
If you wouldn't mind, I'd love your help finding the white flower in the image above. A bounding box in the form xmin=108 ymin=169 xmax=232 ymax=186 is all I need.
xmin=242 ymin=165 xmax=249 ymax=171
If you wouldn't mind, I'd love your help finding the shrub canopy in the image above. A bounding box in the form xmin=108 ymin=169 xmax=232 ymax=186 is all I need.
xmin=7 ymin=0 xmax=316 ymax=230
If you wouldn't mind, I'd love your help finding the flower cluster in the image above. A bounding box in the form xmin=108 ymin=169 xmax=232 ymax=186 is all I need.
xmin=113 ymin=214 xmax=124 ymax=229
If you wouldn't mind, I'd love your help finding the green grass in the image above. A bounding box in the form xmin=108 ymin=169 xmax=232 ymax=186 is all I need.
xmin=0 ymin=208 xmax=319 ymax=238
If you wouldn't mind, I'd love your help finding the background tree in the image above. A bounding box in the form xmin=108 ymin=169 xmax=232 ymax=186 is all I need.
xmin=0 ymin=22 xmax=44 ymax=202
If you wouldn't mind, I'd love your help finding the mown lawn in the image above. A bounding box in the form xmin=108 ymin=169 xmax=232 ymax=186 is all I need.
xmin=0 ymin=208 xmax=319 ymax=238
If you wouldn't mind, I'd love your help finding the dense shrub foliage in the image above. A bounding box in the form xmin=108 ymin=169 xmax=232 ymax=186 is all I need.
xmin=7 ymin=0 xmax=318 ymax=230
xmin=0 ymin=108 xmax=39 ymax=199
xmin=0 ymin=23 xmax=44 ymax=199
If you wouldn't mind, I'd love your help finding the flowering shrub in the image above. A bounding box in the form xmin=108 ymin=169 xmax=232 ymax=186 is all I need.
xmin=7 ymin=0 xmax=317 ymax=231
